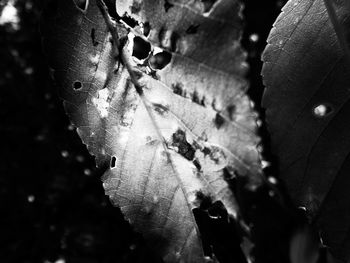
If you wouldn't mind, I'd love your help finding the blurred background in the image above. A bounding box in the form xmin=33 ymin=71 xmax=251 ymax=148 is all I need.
xmin=0 ymin=0 xmax=289 ymax=262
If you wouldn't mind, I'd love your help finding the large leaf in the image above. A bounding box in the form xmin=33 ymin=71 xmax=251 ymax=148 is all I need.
xmin=42 ymin=0 xmax=263 ymax=261
xmin=262 ymin=0 xmax=350 ymax=260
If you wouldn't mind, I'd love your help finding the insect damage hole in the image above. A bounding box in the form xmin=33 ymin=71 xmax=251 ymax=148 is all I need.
xmin=121 ymin=14 xmax=138 ymax=28
xmin=149 ymin=49 xmax=172 ymax=70
xmin=132 ymin=36 xmax=151 ymax=60
xmin=73 ymin=81 xmax=82 ymax=90
xmin=73 ymin=0 xmax=88 ymax=11
xmin=110 ymin=156 xmax=117 ymax=169
xmin=313 ymin=104 xmax=333 ymax=118
xmin=143 ymin=21 xmax=151 ymax=37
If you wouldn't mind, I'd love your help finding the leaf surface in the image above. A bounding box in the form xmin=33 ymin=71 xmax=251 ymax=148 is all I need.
xmin=42 ymin=0 xmax=262 ymax=261
xmin=262 ymin=0 xmax=350 ymax=260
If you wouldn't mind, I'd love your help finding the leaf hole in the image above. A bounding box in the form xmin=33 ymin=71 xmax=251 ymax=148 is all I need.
xmin=171 ymin=129 xmax=195 ymax=160
xmin=313 ymin=104 xmax=333 ymax=118
xmin=201 ymin=0 xmax=217 ymax=13
xmin=73 ymin=81 xmax=82 ymax=90
xmin=110 ymin=156 xmax=117 ymax=169
xmin=143 ymin=21 xmax=151 ymax=37
xmin=73 ymin=0 xmax=88 ymax=11
xmin=149 ymin=51 xmax=172 ymax=70
xmin=132 ymin=36 xmax=151 ymax=60
xmin=103 ymin=0 xmax=118 ymax=20
xmin=186 ymin=24 xmax=200 ymax=34
xmin=164 ymin=0 xmax=174 ymax=12
xmin=121 ymin=14 xmax=138 ymax=28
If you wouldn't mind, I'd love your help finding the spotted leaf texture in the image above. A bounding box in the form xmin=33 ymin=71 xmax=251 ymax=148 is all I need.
xmin=42 ymin=0 xmax=262 ymax=261
xmin=262 ymin=0 xmax=350 ymax=261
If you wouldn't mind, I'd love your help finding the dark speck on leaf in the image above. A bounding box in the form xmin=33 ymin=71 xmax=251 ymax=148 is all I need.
xmin=186 ymin=25 xmax=200 ymax=34
xmin=214 ymin=113 xmax=225 ymax=129
xmin=143 ymin=21 xmax=151 ymax=37
xmin=90 ymin=28 xmax=98 ymax=46
xmin=202 ymin=147 xmax=211 ymax=156
xmin=227 ymin=105 xmax=236 ymax=120
xmin=193 ymin=159 xmax=202 ymax=171
xmin=192 ymin=90 xmax=201 ymax=105
xmin=153 ymin=103 xmax=168 ymax=116
xmin=172 ymin=130 xmax=196 ymax=160
xmin=172 ymin=82 xmax=183 ymax=96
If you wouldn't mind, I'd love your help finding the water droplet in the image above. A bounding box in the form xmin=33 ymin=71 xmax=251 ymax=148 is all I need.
xmin=35 ymin=134 xmax=45 ymax=142
xmin=54 ymin=258 xmax=66 ymax=263
xmin=261 ymin=160 xmax=270 ymax=169
xmin=0 ymin=1 xmax=20 ymax=30
xmin=61 ymin=150 xmax=69 ymax=158
xmin=313 ymin=104 xmax=332 ymax=117
xmin=24 ymin=67 xmax=34 ymax=75
xmin=267 ymin=176 xmax=277 ymax=184
xmin=27 ymin=195 xmax=35 ymax=203
xmin=298 ymin=206 xmax=307 ymax=211
xmin=249 ymin=33 xmax=259 ymax=43
xmin=76 ymin=155 xmax=84 ymax=162
xmin=129 ymin=243 xmax=137 ymax=250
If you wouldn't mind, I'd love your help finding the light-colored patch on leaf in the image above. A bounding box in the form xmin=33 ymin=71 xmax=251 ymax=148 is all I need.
xmin=92 ymin=88 xmax=110 ymax=118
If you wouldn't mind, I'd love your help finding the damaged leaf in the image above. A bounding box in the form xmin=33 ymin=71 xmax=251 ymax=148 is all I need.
xmin=262 ymin=0 xmax=350 ymax=261
xmin=42 ymin=0 xmax=262 ymax=261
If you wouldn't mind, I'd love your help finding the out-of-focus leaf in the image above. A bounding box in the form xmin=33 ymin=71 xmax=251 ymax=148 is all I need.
xmin=289 ymin=226 xmax=319 ymax=263
xmin=42 ymin=0 xmax=262 ymax=261
xmin=262 ymin=0 xmax=350 ymax=261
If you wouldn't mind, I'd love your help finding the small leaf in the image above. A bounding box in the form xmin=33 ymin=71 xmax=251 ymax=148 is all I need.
xmin=42 ymin=0 xmax=262 ymax=261
xmin=262 ymin=0 xmax=350 ymax=261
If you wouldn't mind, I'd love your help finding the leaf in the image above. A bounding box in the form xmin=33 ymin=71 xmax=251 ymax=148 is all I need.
xmin=42 ymin=0 xmax=263 ymax=261
xmin=261 ymin=0 xmax=350 ymax=260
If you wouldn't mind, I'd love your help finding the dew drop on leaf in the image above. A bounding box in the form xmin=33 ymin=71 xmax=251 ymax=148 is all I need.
xmin=61 ymin=150 xmax=69 ymax=158
xmin=27 ymin=195 xmax=35 ymax=203
xmin=313 ymin=104 xmax=332 ymax=117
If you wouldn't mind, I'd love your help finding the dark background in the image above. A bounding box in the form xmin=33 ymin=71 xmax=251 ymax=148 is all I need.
xmin=0 ymin=0 xmax=291 ymax=262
